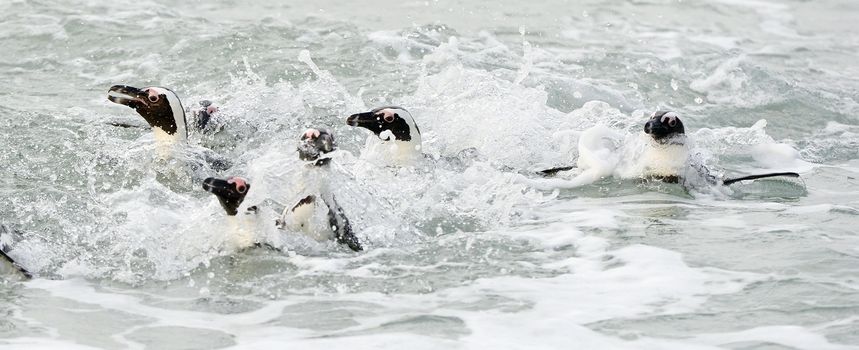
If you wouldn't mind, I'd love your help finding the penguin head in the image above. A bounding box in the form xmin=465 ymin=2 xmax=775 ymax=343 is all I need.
xmin=346 ymin=106 xmax=421 ymax=143
xmin=203 ymin=176 xmax=250 ymax=216
xmin=108 ymin=85 xmax=188 ymax=138
xmin=297 ymin=128 xmax=337 ymax=166
xmin=644 ymin=111 xmax=685 ymax=143
xmin=193 ymin=100 xmax=218 ymax=130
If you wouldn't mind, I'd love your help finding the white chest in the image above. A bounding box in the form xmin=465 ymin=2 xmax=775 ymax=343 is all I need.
xmin=641 ymin=143 xmax=689 ymax=177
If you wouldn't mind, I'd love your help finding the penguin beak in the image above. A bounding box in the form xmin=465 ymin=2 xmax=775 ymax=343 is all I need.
xmin=346 ymin=111 xmax=372 ymax=126
xmin=347 ymin=111 xmax=388 ymax=137
xmin=644 ymin=120 xmax=665 ymax=137
xmin=644 ymin=120 xmax=670 ymax=139
xmin=203 ymin=177 xmax=249 ymax=216
xmin=108 ymin=85 xmax=148 ymax=109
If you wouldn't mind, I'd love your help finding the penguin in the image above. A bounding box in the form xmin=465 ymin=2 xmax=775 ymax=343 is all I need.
xmin=1 ymin=224 xmax=32 ymax=279
xmin=201 ymin=176 xmax=261 ymax=250
xmin=203 ymin=176 xmax=251 ymax=216
xmin=107 ymin=85 xmax=190 ymax=142
xmin=538 ymin=111 xmax=799 ymax=187
xmin=193 ymin=100 xmax=219 ymax=131
xmin=276 ymin=128 xmax=363 ymax=252
xmin=640 ymin=110 xmax=691 ymax=183
xmin=346 ymin=106 xmax=422 ymax=165
xmin=641 ymin=111 xmax=799 ymax=186
xmin=108 ymin=85 xmax=229 ymax=169
xmin=106 ymin=86 xmax=224 ymax=139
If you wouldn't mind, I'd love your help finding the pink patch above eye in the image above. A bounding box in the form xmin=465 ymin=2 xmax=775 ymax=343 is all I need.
xmin=148 ymin=89 xmax=160 ymax=102
xmin=303 ymin=129 xmax=321 ymax=139
xmin=227 ymin=177 xmax=248 ymax=193
xmin=379 ymin=110 xmax=396 ymax=122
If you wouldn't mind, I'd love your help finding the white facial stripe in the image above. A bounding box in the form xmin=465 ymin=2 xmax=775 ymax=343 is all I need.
xmin=381 ymin=108 xmax=421 ymax=143
xmin=379 ymin=130 xmax=395 ymax=141
xmin=660 ymin=111 xmax=679 ymax=124
xmin=148 ymin=87 xmax=187 ymax=139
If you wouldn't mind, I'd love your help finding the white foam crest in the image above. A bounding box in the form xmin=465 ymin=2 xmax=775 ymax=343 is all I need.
xmin=338 ymin=151 xmax=551 ymax=233
xmin=435 ymin=225 xmax=764 ymax=349
xmin=65 ymin=178 xmax=228 ymax=281
xmin=693 ymin=119 xmax=817 ymax=172
xmin=366 ymin=30 xmax=439 ymax=63
xmin=220 ymin=57 xmax=308 ymax=129
xmin=470 ymin=245 xmax=756 ymax=320
xmin=693 ymin=325 xmax=857 ymax=350
xmin=750 ymin=143 xmax=814 ymax=172
xmin=400 ymin=65 xmax=567 ymax=169
xmin=688 ymin=55 xmax=778 ymax=107
xmin=297 ymin=50 xmax=365 ymax=111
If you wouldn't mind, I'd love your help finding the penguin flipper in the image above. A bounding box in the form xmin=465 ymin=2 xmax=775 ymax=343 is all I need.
xmin=0 ymin=250 xmax=31 ymax=279
xmin=0 ymin=226 xmax=32 ymax=279
xmin=722 ymin=172 xmax=800 ymax=186
xmin=106 ymin=121 xmax=150 ymax=130
xmin=276 ymin=195 xmax=316 ymax=229
xmin=252 ymin=242 xmax=283 ymax=252
xmin=538 ymin=165 xmax=576 ymax=177
xmin=322 ymin=195 xmax=362 ymax=252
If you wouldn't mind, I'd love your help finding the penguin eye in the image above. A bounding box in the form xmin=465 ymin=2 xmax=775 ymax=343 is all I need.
xmin=235 ymin=184 xmax=247 ymax=193
xmin=667 ymin=117 xmax=677 ymax=127
xmin=383 ymin=114 xmax=395 ymax=123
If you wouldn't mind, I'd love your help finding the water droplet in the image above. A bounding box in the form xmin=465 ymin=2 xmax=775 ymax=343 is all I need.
xmin=695 ymin=97 xmax=704 ymax=104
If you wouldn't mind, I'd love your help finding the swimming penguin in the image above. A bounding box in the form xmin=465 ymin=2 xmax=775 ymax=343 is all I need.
xmin=642 ymin=111 xmax=800 ymax=186
xmin=106 ymin=85 xmax=223 ymax=138
xmin=108 ymin=85 xmax=190 ymax=141
xmin=108 ymin=85 xmax=230 ymax=170
xmin=193 ymin=100 xmax=219 ymax=131
xmin=346 ymin=106 xmax=422 ymax=165
xmin=201 ymin=176 xmax=263 ymax=250
xmin=276 ymin=128 xmax=363 ymax=252
xmin=1 ymin=225 xmax=32 ymax=279
xmin=640 ymin=111 xmax=692 ymax=183
xmin=538 ymin=111 xmax=799 ymax=187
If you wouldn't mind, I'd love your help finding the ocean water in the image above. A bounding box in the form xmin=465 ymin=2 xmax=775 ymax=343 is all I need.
xmin=2 ymin=0 xmax=859 ymax=349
